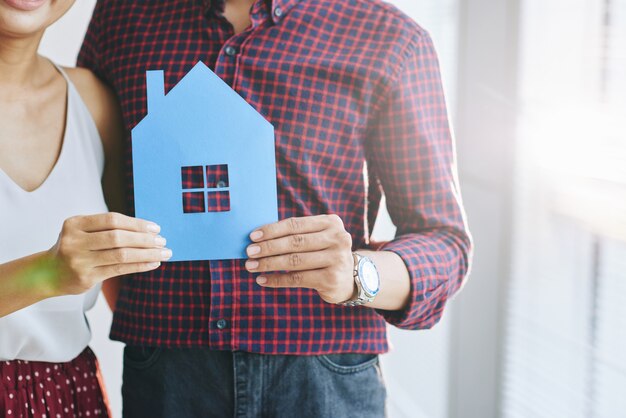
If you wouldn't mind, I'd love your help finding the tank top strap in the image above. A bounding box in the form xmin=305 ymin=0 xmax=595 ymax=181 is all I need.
xmin=49 ymin=60 xmax=71 ymax=84
xmin=47 ymin=59 xmax=106 ymax=178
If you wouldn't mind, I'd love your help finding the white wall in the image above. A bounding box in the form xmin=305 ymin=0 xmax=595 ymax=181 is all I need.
xmin=447 ymin=0 xmax=521 ymax=416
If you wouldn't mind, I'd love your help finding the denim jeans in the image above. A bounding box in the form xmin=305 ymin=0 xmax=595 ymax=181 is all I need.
xmin=122 ymin=347 xmax=387 ymax=418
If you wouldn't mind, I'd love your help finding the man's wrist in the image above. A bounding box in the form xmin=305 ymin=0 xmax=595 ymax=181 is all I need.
xmin=351 ymin=250 xmax=411 ymax=311
xmin=338 ymin=252 xmax=381 ymax=306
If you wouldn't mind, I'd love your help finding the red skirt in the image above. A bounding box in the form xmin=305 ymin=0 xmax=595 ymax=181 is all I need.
xmin=0 ymin=347 xmax=110 ymax=418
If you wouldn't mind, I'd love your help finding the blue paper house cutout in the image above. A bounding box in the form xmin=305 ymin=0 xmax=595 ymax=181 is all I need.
xmin=131 ymin=61 xmax=278 ymax=261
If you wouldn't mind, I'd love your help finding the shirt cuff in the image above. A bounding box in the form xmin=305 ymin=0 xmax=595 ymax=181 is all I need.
xmin=375 ymin=231 xmax=470 ymax=330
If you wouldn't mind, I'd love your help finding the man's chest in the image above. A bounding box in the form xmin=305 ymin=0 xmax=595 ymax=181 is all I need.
xmin=98 ymin=8 xmax=389 ymax=141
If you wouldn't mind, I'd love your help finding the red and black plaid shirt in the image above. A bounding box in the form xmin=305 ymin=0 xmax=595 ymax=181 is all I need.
xmin=78 ymin=0 xmax=472 ymax=354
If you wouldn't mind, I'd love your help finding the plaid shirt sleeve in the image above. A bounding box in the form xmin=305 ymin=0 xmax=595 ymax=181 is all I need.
xmin=76 ymin=4 xmax=101 ymax=78
xmin=365 ymin=31 xmax=472 ymax=330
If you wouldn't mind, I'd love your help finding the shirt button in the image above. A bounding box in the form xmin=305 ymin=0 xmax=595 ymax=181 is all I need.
xmin=224 ymin=46 xmax=237 ymax=57
xmin=216 ymin=180 xmax=227 ymax=188
xmin=273 ymin=6 xmax=283 ymax=18
xmin=216 ymin=319 xmax=228 ymax=330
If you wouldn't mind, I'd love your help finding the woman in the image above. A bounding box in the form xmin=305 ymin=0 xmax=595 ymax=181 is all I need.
xmin=0 ymin=0 xmax=171 ymax=416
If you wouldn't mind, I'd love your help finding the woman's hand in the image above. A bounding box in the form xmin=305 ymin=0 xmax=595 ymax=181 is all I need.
xmin=245 ymin=215 xmax=356 ymax=304
xmin=49 ymin=212 xmax=171 ymax=295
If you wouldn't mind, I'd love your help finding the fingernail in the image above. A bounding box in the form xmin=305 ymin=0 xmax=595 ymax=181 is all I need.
xmin=256 ymin=276 xmax=267 ymax=285
xmin=246 ymin=260 xmax=259 ymax=270
xmin=148 ymin=262 xmax=161 ymax=268
xmin=247 ymin=245 xmax=261 ymax=256
xmin=250 ymin=230 xmax=263 ymax=241
xmin=155 ymin=236 xmax=167 ymax=247
xmin=147 ymin=223 xmax=161 ymax=233
xmin=161 ymin=249 xmax=173 ymax=260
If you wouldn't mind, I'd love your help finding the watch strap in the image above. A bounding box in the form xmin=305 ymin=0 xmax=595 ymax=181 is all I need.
xmin=338 ymin=253 xmax=377 ymax=307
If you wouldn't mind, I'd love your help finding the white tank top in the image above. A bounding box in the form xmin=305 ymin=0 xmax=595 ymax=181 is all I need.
xmin=0 ymin=63 xmax=107 ymax=362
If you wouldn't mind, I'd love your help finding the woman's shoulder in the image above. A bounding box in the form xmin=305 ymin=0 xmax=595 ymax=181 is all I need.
xmin=63 ymin=67 xmax=124 ymax=155
xmin=63 ymin=67 xmax=119 ymax=128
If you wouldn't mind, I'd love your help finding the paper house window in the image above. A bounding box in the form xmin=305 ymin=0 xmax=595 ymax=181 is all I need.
xmin=206 ymin=164 xmax=229 ymax=188
xmin=182 ymin=165 xmax=230 ymax=213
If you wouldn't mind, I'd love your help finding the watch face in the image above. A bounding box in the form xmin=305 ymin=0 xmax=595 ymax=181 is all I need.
xmin=359 ymin=259 xmax=380 ymax=295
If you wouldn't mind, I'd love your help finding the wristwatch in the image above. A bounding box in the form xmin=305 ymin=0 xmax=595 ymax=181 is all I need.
xmin=339 ymin=253 xmax=380 ymax=307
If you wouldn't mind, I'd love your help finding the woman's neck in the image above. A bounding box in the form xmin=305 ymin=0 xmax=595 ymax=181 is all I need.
xmin=0 ymin=32 xmax=46 ymax=92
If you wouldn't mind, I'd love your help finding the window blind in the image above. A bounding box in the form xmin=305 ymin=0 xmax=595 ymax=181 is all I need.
xmin=502 ymin=0 xmax=626 ymax=417
xmin=593 ymin=239 xmax=626 ymax=416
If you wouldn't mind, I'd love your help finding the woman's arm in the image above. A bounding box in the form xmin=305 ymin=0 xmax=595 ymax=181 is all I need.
xmin=66 ymin=67 xmax=129 ymax=310
xmin=0 ymin=213 xmax=170 ymax=318
xmin=0 ymin=69 xmax=167 ymax=318
xmin=0 ymin=252 xmax=62 ymax=318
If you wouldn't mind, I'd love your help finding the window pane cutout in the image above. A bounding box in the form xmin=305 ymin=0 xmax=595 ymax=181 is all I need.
xmin=206 ymin=164 xmax=229 ymax=189
xmin=181 ymin=166 xmax=204 ymax=189
xmin=207 ymin=190 xmax=230 ymax=212
xmin=181 ymin=164 xmax=230 ymax=213
xmin=182 ymin=191 xmax=205 ymax=213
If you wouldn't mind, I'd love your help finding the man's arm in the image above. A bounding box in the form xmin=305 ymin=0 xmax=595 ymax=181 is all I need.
xmin=245 ymin=30 xmax=471 ymax=327
xmin=363 ymin=30 xmax=472 ymax=328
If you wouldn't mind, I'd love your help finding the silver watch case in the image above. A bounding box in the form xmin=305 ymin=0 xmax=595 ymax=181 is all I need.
xmin=340 ymin=253 xmax=380 ymax=307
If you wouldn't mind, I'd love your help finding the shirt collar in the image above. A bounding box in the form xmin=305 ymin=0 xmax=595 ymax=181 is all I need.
xmin=204 ymin=0 xmax=303 ymax=24
xmin=270 ymin=0 xmax=303 ymax=23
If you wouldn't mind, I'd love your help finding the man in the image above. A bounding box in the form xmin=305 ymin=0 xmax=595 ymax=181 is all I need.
xmin=79 ymin=0 xmax=471 ymax=416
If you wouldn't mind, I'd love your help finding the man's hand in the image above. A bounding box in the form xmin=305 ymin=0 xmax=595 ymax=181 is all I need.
xmin=246 ymin=215 xmax=356 ymax=304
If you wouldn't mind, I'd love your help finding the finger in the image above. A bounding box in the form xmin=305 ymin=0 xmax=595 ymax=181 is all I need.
xmin=92 ymin=247 xmax=172 ymax=267
xmin=245 ymin=250 xmax=335 ymax=273
xmin=95 ymin=262 xmax=162 ymax=279
xmin=72 ymin=213 xmax=160 ymax=233
xmin=87 ymin=230 xmax=167 ymax=251
xmin=246 ymin=231 xmax=334 ymax=258
xmin=255 ymin=270 xmax=320 ymax=289
xmin=250 ymin=214 xmax=343 ymax=242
